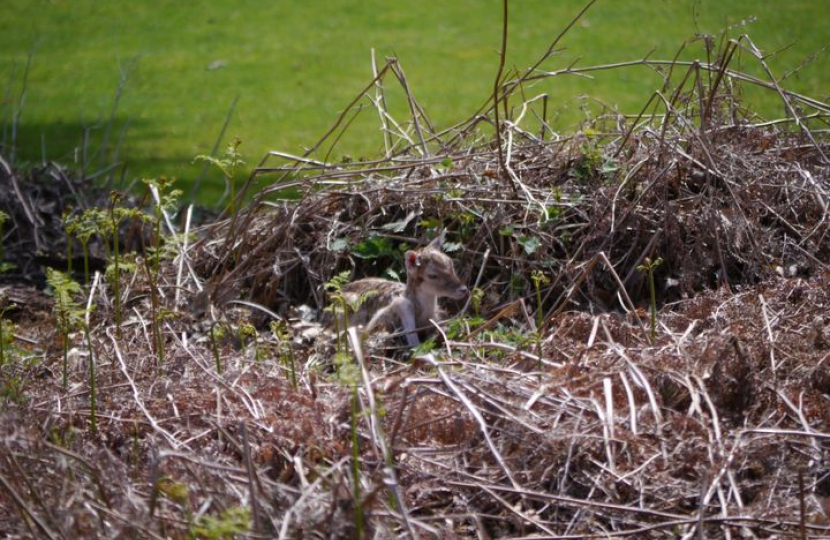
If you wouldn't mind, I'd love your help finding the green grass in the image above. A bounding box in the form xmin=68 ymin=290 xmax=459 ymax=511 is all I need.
xmin=2 ymin=1 xmax=828 ymax=203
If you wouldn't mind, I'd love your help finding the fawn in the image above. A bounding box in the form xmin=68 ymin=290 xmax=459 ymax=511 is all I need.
xmin=339 ymin=233 xmax=468 ymax=347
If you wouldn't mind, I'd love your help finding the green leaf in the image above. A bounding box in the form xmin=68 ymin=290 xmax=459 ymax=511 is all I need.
xmin=352 ymin=236 xmax=394 ymax=259
xmin=542 ymin=206 xmax=562 ymax=223
xmin=517 ymin=235 xmax=541 ymax=256
xmin=455 ymin=212 xmax=475 ymax=225
xmin=325 ymin=270 xmax=352 ymax=292
xmin=190 ymin=506 xmax=251 ymax=539
xmin=158 ymin=477 xmax=189 ymax=505
xmin=601 ymin=158 xmax=619 ymax=175
xmin=412 ymin=337 xmax=437 ymax=357
xmin=419 ymin=217 xmax=441 ymax=230
xmin=330 ymin=238 xmax=349 ymax=252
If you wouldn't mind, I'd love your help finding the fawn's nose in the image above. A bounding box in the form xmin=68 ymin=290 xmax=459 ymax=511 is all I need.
xmin=455 ymin=285 xmax=469 ymax=298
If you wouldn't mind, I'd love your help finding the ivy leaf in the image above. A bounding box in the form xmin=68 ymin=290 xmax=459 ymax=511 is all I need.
xmin=352 ymin=236 xmax=394 ymax=259
xmin=330 ymin=238 xmax=349 ymax=252
xmin=517 ymin=235 xmax=541 ymax=256
xmin=601 ymin=159 xmax=619 ymax=175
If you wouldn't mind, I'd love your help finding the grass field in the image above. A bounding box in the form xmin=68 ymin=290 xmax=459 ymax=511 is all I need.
xmin=1 ymin=0 xmax=828 ymax=202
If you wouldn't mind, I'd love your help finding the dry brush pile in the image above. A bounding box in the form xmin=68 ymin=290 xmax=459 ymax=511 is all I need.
xmin=1 ymin=22 xmax=830 ymax=540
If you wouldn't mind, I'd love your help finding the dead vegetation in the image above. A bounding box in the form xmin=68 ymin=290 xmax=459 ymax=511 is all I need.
xmin=1 ymin=9 xmax=830 ymax=540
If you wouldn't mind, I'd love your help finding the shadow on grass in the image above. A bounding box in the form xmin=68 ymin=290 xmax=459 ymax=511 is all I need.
xmin=1 ymin=117 xmax=232 ymax=204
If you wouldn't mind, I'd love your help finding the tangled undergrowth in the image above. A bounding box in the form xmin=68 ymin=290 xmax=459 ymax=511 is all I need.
xmin=1 ymin=18 xmax=829 ymax=540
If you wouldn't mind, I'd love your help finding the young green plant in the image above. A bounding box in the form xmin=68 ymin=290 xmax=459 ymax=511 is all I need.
xmin=531 ymin=270 xmax=550 ymax=372
xmin=325 ymin=270 xmax=382 ymax=356
xmin=190 ymin=506 xmax=251 ymax=540
xmin=531 ymin=270 xmax=550 ymax=331
xmin=155 ymin=476 xmax=193 ymax=533
xmin=65 ymin=211 xmax=98 ymax=286
xmin=324 ymin=271 xmax=353 ymax=358
xmin=194 ymin=138 xmax=244 ymax=222
xmin=270 ymin=320 xmax=297 ymax=390
xmin=237 ymin=322 xmax=258 ymax=360
xmin=105 ymin=191 xmax=142 ymax=340
xmin=62 ymin=209 xmax=74 ymax=276
xmin=46 ymin=268 xmax=84 ymax=389
xmin=324 ymin=272 xmax=370 ymax=537
xmin=334 ymin=345 xmax=365 ymax=539
xmin=471 ymin=286 xmax=484 ymax=318
xmin=636 ymin=257 xmax=664 ymax=342
xmin=209 ymin=322 xmax=227 ymax=374
xmin=142 ymin=176 xmax=182 ymax=365
xmin=0 ymin=311 xmax=25 ymax=403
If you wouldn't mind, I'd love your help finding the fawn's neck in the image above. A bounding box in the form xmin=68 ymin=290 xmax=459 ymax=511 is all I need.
xmin=405 ymin=279 xmax=438 ymax=324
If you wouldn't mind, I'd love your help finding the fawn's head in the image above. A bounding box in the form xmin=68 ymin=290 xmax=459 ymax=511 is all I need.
xmin=404 ymin=233 xmax=468 ymax=299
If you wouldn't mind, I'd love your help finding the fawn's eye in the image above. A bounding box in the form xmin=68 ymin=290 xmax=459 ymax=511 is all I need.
xmin=428 ymin=273 xmax=438 ymax=280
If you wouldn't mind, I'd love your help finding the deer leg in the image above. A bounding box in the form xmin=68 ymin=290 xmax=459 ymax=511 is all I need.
xmin=364 ymin=304 xmax=393 ymax=335
xmin=394 ymin=298 xmax=420 ymax=347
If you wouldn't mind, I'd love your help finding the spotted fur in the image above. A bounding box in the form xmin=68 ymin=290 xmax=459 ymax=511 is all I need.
xmin=340 ymin=234 xmax=468 ymax=346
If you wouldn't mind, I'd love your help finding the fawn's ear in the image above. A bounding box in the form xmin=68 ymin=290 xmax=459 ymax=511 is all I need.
xmin=427 ymin=230 xmax=445 ymax=250
xmin=405 ymin=250 xmax=421 ymax=271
